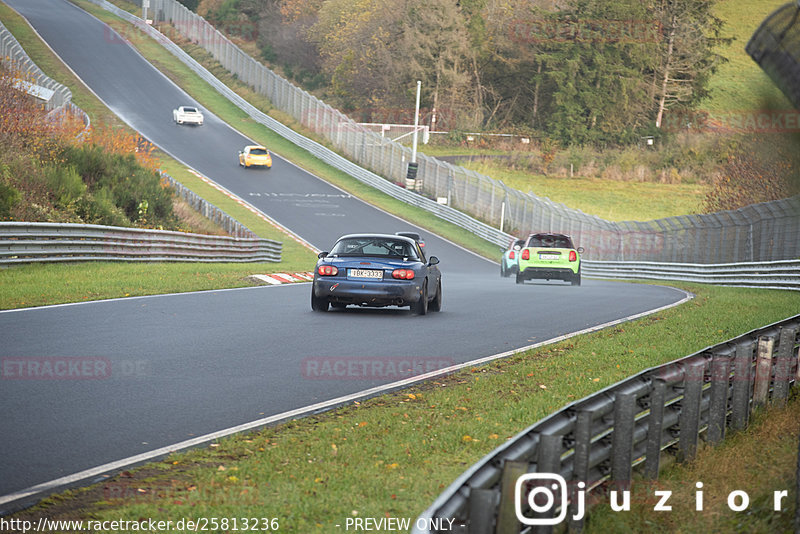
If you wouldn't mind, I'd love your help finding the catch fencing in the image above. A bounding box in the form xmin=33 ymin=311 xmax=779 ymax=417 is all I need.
xmin=111 ymin=0 xmax=799 ymax=263
xmin=412 ymin=315 xmax=800 ymax=533
xmin=0 ymin=19 xmax=90 ymax=136
xmin=0 ymin=222 xmax=281 ymax=264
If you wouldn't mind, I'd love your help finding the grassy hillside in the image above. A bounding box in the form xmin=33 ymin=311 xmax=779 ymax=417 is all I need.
xmin=703 ymin=0 xmax=794 ymax=113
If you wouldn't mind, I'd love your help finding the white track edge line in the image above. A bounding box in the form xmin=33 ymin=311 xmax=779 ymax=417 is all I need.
xmin=0 ymin=287 xmax=693 ymax=508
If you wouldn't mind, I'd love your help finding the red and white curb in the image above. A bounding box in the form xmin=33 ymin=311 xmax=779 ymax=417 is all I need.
xmin=249 ymin=271 xmax=314 ymax=285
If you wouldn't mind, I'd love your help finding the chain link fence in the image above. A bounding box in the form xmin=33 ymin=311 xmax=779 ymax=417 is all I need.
xmin=112 ymin=1 xmax=800 ymax=263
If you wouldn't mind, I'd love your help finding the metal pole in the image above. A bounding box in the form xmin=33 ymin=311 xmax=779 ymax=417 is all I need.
xmin=500 ymin=201 xmax=505 ymax=232
xmin=406 ymin=80 xmax=421 ymax=189
xmin=411 ymin=80 xmax=421 ymax=163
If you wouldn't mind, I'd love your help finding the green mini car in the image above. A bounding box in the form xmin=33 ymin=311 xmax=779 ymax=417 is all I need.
xmin=516 ymin=232 xmax=584 ymax=286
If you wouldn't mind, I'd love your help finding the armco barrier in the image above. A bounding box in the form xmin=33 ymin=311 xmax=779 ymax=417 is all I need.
xmin=412 ymin=315 xmax=800 ymax=533
xmin=106 ymin=0 xmax=799 ymax=264
xmin=582 ymin=259 xmax=800 ymax=290
xmin=0 ymin=222 xmax=281 ymax=263
xmin=0 ymin=19 xmax=90 ymax=136
xmin=160 ymin=172 xmax=258 ymax=239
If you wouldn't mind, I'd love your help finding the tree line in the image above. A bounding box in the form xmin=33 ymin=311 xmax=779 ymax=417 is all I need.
xmin=199 ymin=0 xmax=726 ymax=145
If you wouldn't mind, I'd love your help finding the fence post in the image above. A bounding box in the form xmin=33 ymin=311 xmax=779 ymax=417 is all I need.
xmin=534 ymin=433 xmax=563 ymax=534
xmin=644 ymin=379 xmax=667 ymax=478
xmin=495 ymin=460 xmax=526 ymax=534
xmin=568 ymin=410 xmax=594 ymax=533
xmin=467 ymin=488 xmax=496 ymax=534
xmin=753 ymin=336 xmax=775 ymax=409
xmin=611 ymin=392 xmax=637 ymax=491
xmin=796 ymin=339 xmax=800 ymax=383
xmin=772 ymin=327 xmax=798 ymax=405
xmin=678 ymin=358 xmax=706 ymax=463
xmin=707 ymin=353 xmax=731 ymax=445
xmin=731 ymin=341 xmax=755 ymax=431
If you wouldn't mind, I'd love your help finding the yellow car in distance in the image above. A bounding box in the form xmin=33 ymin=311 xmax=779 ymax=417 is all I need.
xmin=238 ymin=145 xmax=272 ymax=169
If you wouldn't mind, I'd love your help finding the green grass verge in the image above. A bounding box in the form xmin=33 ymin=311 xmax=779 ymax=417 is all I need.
xmin=449 ymin=160 xmax=709 ymax=222
xmin=7 ymin=283 xmax=799 ymax=532
xmin=0 ymin=262 xmax=275 ymax=309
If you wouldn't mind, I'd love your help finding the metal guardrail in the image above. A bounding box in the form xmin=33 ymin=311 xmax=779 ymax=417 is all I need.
xmin=0 ymin=222 xmax=281 ymax=263
xmin=582 ymin=259 xmax=800 ymax=290
xmin=0 ymin=20 xmax=90 ymax=136
xmin=413 ymin=315 xmax=800 ymax=533
xmin=160 ymin=172 xmax=258 ymax=239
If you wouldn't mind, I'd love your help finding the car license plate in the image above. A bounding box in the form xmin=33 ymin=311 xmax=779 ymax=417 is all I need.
xmin=348 ymin=269 xmax=383 ymax=279
xmin=539 ymin=253 xmax=560 ymax=260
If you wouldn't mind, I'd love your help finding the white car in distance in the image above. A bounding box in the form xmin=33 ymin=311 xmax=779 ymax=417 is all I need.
xmin=173 ymin=105 xmax=204 ymax=126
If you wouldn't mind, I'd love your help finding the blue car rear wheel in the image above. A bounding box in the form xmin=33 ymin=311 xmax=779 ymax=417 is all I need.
xmin=311 ymin=290 xmax=329 ymax=312
xmin=430 ymin=279 xmax=442 ymax=312
xmin=412 ymin=280 xmax=428 ymax=315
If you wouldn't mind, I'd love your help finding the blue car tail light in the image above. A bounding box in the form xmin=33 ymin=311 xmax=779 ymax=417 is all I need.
xmin=318 ymin=265 xmax=339 ymax=276
xmin=391 ymin=268 xmax=415 ymax=280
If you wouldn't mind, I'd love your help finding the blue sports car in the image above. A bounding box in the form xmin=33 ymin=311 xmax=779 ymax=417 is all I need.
xmin=311 ymin=234 xmax=442 ymax=314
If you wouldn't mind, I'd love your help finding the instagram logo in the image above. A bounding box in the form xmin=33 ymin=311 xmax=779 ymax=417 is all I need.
xmin=515 ymin=473 xmax=567 ymax=526
xmin=515 ymin=473 xmax=586 ymax=526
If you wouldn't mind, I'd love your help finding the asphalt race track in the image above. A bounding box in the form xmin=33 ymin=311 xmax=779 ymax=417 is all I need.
xmin=0 ymin=0 xmax=689 ymax=508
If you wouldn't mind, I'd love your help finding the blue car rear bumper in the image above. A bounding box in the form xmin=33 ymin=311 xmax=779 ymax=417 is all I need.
xmin=313 ymin=277 xmax=422 ymax=307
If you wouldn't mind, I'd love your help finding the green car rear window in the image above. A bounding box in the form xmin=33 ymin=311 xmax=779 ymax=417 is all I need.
xmin=527 ymin=235 xmax=573 ymax=248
